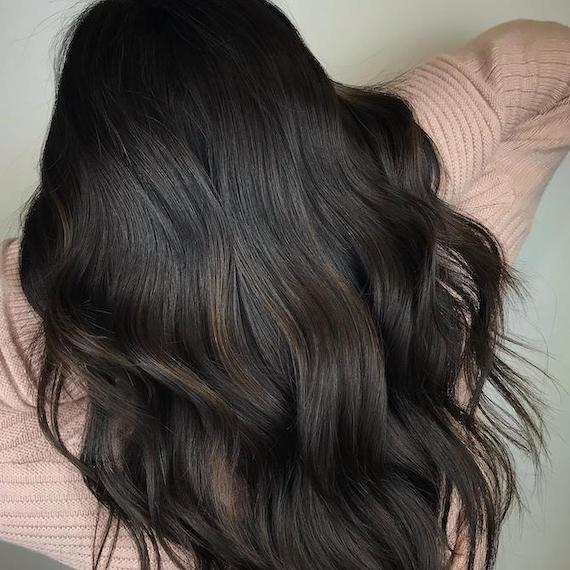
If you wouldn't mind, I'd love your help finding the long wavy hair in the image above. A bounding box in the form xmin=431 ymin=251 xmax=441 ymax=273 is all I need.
xmin=18 ymin=0 xmax=546 ymax=568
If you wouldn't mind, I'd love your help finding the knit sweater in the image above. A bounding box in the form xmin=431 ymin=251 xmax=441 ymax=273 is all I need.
xmin=1 ymin=18 xmax=569 ymax=570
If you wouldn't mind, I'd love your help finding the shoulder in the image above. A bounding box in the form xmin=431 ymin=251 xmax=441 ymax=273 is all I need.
xmin=0 ymin=238 xmax=43 ymax=410
xmin=0 ymin=238 xmax=21 ymax=295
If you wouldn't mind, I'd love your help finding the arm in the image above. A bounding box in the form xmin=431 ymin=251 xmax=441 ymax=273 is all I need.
xmin=393 ymin=19 xmax=570 ymax=569
xmin=0 ymin=238 xmax=40 ymax=412
xmin=392 ymin=18 xmax=570 ymax=263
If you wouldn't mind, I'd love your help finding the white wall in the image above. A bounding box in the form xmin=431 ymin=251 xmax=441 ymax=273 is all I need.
xmin=1 ymin=0 xmax=569 ymax=568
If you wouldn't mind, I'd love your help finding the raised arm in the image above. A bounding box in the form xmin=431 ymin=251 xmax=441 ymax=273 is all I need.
xmin=392 ymin=19 xmax=570 ymax=569
xmin=393 ymin=18 xmax=570 ymax=262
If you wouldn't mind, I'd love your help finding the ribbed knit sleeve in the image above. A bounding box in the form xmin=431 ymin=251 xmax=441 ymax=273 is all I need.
xmin=392 ymin=18 xmax=570 ymax=263
xmin=0 ymin=239 xmax=41 ymax=412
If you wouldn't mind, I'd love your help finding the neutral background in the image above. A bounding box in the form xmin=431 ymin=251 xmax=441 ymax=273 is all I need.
xmin=1 ymin=0 xmax=569 ymax=568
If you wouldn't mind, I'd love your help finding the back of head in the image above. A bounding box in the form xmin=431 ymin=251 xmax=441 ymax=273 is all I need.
xmin=18 ymin=1 xmax=544 ymax=569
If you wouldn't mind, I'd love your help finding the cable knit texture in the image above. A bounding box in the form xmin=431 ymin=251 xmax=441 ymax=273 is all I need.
xmin=1 ymin=18 xmax=569 ymax=570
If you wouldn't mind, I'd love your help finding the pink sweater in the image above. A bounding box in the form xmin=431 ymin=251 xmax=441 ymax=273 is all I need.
xmin=1 ymin=18 xmax=569 ymax=570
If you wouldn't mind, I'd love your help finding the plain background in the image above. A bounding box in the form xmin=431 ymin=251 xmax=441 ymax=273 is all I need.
xmin=1 ymin=0 xmax=569 ymax=568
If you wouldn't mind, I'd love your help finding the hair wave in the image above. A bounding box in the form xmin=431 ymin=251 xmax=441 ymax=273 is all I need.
xmin=19 ymin=1 xmax=546 ymax=569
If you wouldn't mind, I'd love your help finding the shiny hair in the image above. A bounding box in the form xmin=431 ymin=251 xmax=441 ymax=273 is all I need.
xmin=18 ymin=0 xmax=546 ymax=568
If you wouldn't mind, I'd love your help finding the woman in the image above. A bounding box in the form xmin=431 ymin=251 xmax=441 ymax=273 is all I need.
xmin=0 ymin=1 xmax=568 ymax=568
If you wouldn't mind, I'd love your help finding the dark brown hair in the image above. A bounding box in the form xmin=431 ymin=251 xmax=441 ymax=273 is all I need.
xmin=19 ymin=0 xmax=546 ymax=568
